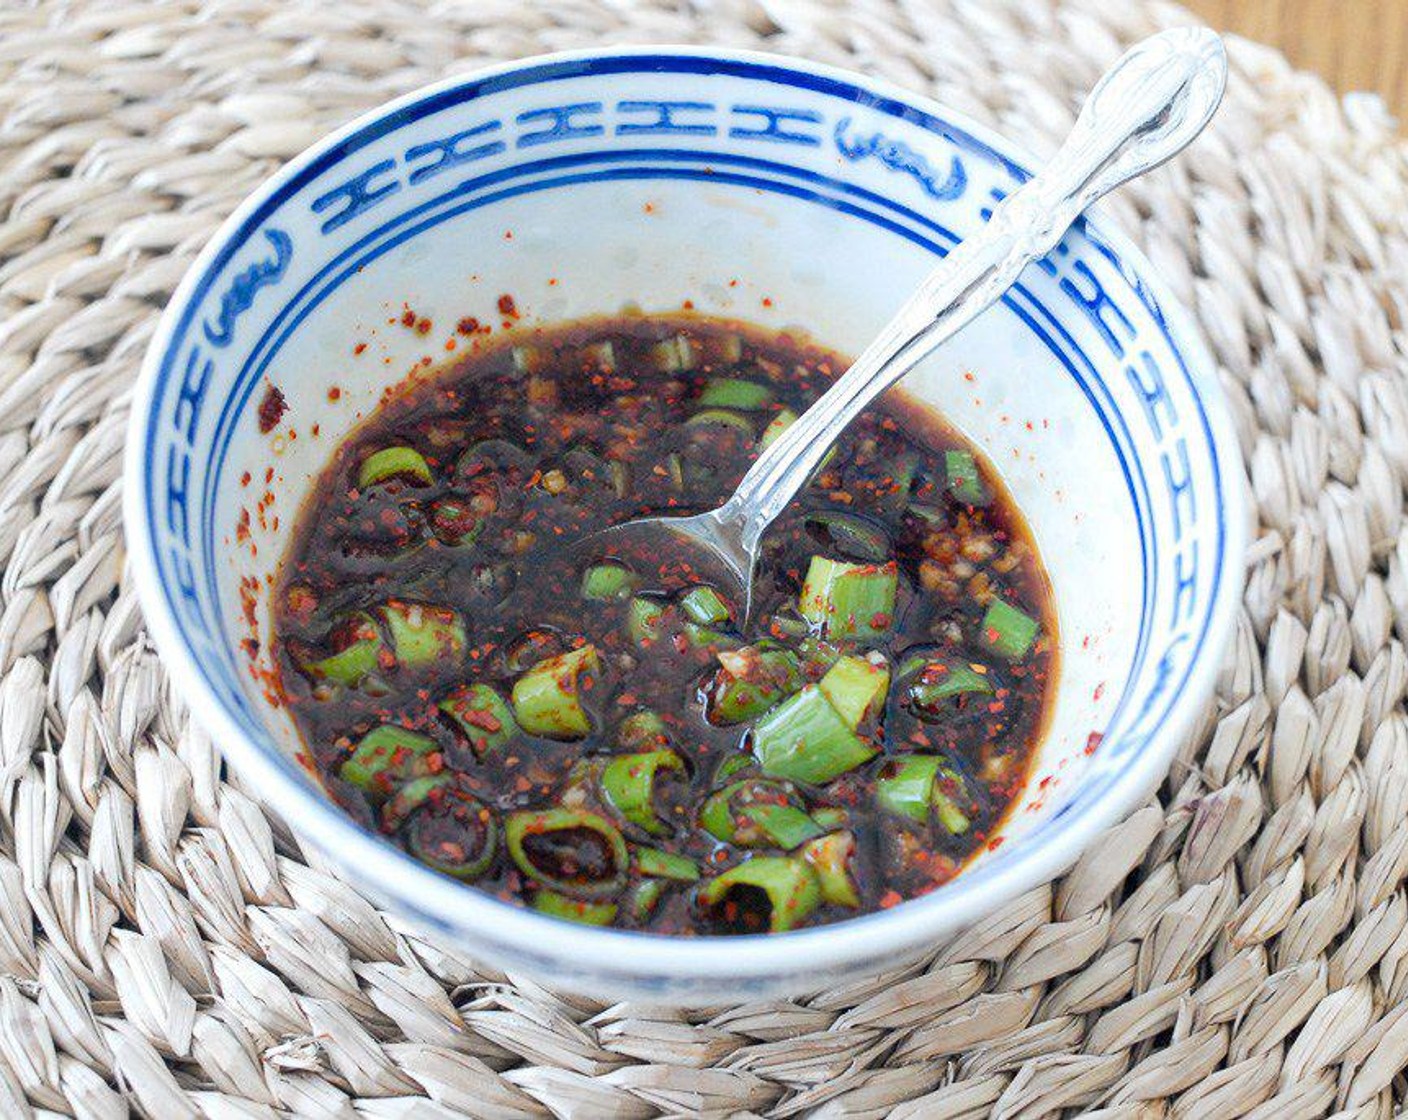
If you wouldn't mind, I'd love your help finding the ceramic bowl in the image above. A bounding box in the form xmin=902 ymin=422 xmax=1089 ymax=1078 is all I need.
xmin=124 ymin=47 xmax=1245 ymax=1002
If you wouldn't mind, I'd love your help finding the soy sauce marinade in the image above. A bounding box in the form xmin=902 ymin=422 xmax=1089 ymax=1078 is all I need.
xmin=274 ymin=317 xmax=1055 ymax=934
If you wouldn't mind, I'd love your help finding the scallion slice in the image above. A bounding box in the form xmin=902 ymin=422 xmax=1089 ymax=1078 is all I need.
xmin=505 ymin=808 xmax=628 ymax=899
xmin=980 ymin=598 xmax=1040 ymax=659
xmin=801 ymin=831 xmax=860 ymax=907
xmin=798 ymin=557 xmax=898 ymax=639
xmin=532 ymin=891 xmax=618 ymax=925
xmin=581 ymin=563 xmax=639 ymax=601
xmin=379 ymin=601 xmax=465 ymax=667
xmin=511 ymin=644 xmax=600 ymax=739
xmin=680 ymin=586 xmax=731 ymax=626
xmin=340 ymin=726 xmax=438 ymax=795
xmin=817 ymin=653 xmax=890 ymax=729
xmin=698 ymin=377 xmax=773 ymax=411
xmin=751 ymin=686 xmax=876 ymax=785
xmin=945 ymin=449 xmax=990 ymax=505
xmin=601 ymin=749 xmax=684 ymax=835
xmin=358 ymin=446 xmax=432 ymax=489
xmin=439 ymin=683 xmax=518 ymax=755
xmin=699 ymin=857 xmax=820 ymax=933
xmin=635 ymin=847 xmax=699 ymax=881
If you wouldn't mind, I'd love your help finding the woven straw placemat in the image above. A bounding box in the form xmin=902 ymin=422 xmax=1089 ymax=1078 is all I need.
xmin=1 ymin=0 xmax=1405 ymax=1115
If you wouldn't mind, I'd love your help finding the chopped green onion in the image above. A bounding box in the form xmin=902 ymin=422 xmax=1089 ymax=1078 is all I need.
xmin=801 ymin=831 xmax=860 ymax=908
xmin=933 ymin=774 xmax=973 ymax=835
xmin=739 ymin=802 xmax=825 ymax=850
xmin=429 ymin=498 xmax=484 ymax=547
xmin=680 ymin=586 xmax=731 ymax=626
xmin=875 ymin=755 xmax=972 ymax=833
xmin=616 ymin=710 xmax=669 ymax=751
xmin=505 ymin=808 xmax=628 ymax=898
xmin=876 ymin=755 xmax=940 ymax=824
xmin=636 ymin=848 xmax=699 ymax=881
xmin=906 ymin=662 xmax=993 ymax=719
xmin=810 ymin=806 xmax=848 ymax=830
xmin=581 ymin=563 xmax=638 ymax=601
xmin=381 ymin=773 xmax=452 ymax=832
xmin=698 ymin=378 xmax=773 ymax=410
xmin=798 ymin=557 xmax=898 ymax=639
xmin=626 ymin=597 xmax=665 ymax=647
xmin=906 ymin=501 xmax=947 ymax=530
xmin=439 ymin=684 xmax=518 ymax=755
xmin=533 ymin=891 xmax=617 ymax=925
xmin=818 ymin=653 xmax=890 ymax=729
xmin=683 ymin=622 xmax=741 ymax=651
xmin=358 ymin=446 xmax=432 ymax=489
xmin=626 ymin=879 xmax=665 ymax=922
xmin=752 ymin=685 xmax=876 ymax=784
xmin=980 ymin=599 xmax=1040 ymax=659
xmin=945 ymin=449 xmax=990 ymax=505
xmin=511 ymin=644 xmax=600 ymax=739
xmin=699 ymin=779 xmax=800 ymax=847
xmin=686 ymin=409 xmax=754 ymax=436
xmin=340 ymin=726 xmax=438 ymax=794
xmin=804 ymin=511 xmax=891 ymax=563
xmin=714 ymin=754 xmax=755 ymax=784
xmin=379 ymin=601 xmax=465 ymax=667
xmin=303 ymin=612 xmax=383 ymax=685
xmin=759 ymin=408 xmax=797 ymax=450
xmin=699 ymin=857 xmax=820 ymax=933
xmin=706 ymin=646 xmax=802 ymax=724
xmin=405 ymin=793 xmax=497 ymax=879
xmin=601 ymin=749 xmax=684 ymax=834
xmin=649 ymin=334 xmax=696 ymax=372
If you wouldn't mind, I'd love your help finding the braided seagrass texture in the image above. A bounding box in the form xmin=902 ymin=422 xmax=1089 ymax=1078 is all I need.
xmin=1 ymin=0 xmax=1406 ymax=1115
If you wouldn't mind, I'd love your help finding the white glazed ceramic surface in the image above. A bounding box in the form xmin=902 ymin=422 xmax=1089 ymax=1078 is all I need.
xmin=124 ymin=48 xmax=1245 ymax=1001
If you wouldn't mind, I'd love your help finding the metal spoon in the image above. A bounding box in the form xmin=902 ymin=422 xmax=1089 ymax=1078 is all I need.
xmin=586 ymin=27 xmax=1228 ymax=619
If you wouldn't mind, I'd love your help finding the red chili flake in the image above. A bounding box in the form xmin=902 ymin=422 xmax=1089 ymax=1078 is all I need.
xmin=643 ymin=202 xmax=655 ymax=214
xmin=416 ymin=317 xmax=432 ymax=335
xmin=497 ymin=294 xmax=518 ymax=318
xmin=878 ymin=890 xmax=902 ymax=909
xmin=328 ymin=386 xmax=341 ymax=402
xmin=257 ymin=384 xmax=287 ymax=433
xmin=401 ymin=309 xmax=416 ymax=327
xmin=353 ymin=343 xmax=367 ymax=355
xmin=457 ymin=317 xmax=480 ymax=335
xmin=761 ymin=297 xmax=773 ymax=308
xmin=1093 ymin=682 xmax=1105 ymax=701
xmin=1085 ymin=732 xmax=1103 ymax=755
xmin=240 ymin=471 xmax=251 ymax=487
xmin=682 ymin=299 xmax=694 ymax=310
xmin=988 ymin=836 xmax=1005 ymax=851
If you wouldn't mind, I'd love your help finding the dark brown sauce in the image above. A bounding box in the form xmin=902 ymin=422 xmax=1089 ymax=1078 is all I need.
xmin=272 ymin=315 xmax=1057 ymax=934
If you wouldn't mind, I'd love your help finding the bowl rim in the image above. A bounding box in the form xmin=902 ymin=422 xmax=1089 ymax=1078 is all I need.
xmin=123 ymin=43 xmax=1247 ymax=990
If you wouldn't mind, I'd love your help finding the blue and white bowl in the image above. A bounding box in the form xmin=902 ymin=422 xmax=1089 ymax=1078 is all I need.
xmin=125 ymin=48 xmax=1246 ymax=1001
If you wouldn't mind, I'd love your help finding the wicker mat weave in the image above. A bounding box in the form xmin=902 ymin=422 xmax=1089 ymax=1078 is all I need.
xmin=0 ymin=0 xmax=1405 ymax=1115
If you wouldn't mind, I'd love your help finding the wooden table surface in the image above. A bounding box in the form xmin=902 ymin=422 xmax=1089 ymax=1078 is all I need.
xmin=1184 ymin=0 xmax=1408 ymax=122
